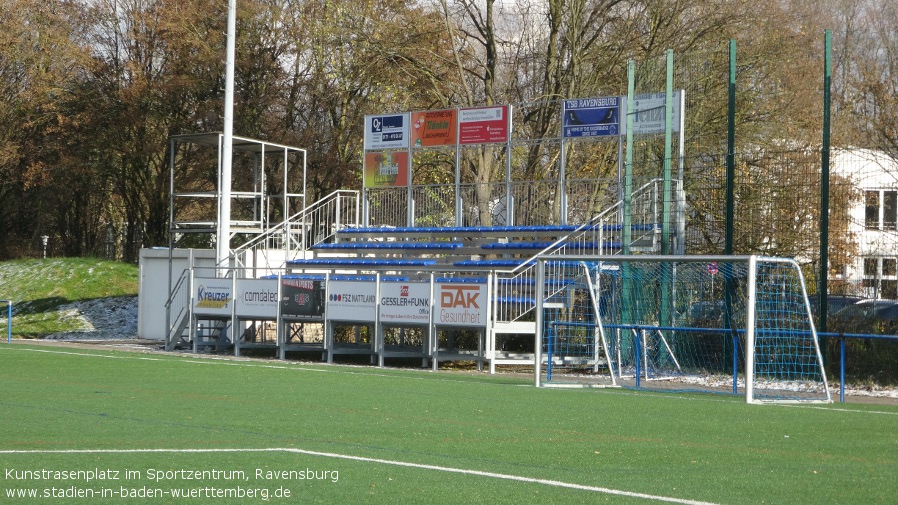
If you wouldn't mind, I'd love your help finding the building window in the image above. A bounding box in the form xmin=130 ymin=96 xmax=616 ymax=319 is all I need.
xmin=886 ymin=192 xmax=897 ymax=230
xmin=885 ymin=258 xmax=897 ymax=277
xmin=865 ymin=189 xmax=898 ymax=230
xmin=883 ymin=280 xmax=898 ymax=299
xmin=862 ymin=257 xmax=898 ymax=299
xmin=864 ymin=258 xmax=878 ymax=276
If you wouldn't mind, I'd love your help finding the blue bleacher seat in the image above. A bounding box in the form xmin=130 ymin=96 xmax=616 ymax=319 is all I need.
xmin=337 ymin=224 xmax=587 ymax=236
xmin=434 ymin=277 xmax=488 ymax=283
xmin=315 ymin=242 xmax=464 ymax=251
xmin=287 ymin=258 xmax=438 ymax=268
xmin=454 ymin=259 xmax=533 ymax=268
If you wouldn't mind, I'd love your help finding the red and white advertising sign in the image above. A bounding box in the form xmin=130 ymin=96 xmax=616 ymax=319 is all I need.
xmin=458 ymin=105 xmax=509 ymax=145
xmin=379 ymin=282 xmax=431 ymax=324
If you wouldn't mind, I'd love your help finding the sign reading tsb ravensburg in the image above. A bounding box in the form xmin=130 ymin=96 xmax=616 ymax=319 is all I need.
xmin=562 ymin=96 xmax=620 ymax=138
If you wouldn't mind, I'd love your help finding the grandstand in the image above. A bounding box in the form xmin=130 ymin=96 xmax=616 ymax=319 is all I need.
xmin=143 ymin=90 xmax=830 ymax=403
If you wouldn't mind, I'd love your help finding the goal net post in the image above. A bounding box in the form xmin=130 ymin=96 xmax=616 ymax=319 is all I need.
xmin=534 ymin=255 xmax=831 ymax=403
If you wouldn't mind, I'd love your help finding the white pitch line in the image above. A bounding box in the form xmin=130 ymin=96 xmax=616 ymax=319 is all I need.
xmin=0 ymin=447 xmax=719 ymax=505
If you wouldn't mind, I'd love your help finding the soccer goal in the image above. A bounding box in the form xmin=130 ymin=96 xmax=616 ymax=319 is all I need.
xmin=534 ymin=255 xmax=831 ymax=403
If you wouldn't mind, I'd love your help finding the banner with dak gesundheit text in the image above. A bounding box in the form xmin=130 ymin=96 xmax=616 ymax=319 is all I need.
xmin=435 ymin=282 xmax=487 ymax=327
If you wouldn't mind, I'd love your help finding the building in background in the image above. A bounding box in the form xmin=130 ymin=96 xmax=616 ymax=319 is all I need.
xmin=833 ymin=149 xmax=898 ymax=299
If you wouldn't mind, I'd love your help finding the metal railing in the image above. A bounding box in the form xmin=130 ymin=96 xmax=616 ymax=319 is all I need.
xmin=820 ymin=332 xmax=898 ymax=402
xmin=1 ymin=300 xmax=11 ymax=343
xmin=233 ymin=189 xmax=360 ymax=271
xmin=164 ymin=269 xmax=191 ymax=351
xmin=366 ymin=178 xmax=662 ymax=228
xmin=491 ymin=178 xmax=668 ymax=323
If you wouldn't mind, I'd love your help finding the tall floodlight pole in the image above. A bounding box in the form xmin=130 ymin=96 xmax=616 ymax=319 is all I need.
xmin=217 ymin=0 xmax=237 ymax=276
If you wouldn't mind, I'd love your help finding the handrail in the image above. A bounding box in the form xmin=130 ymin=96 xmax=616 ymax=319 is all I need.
xmin=491 ymin=178 xmax=668 ymax=323
xmin=164 ymin=269 xmax=190 ymax=310
xmin=164 ymin=269 xmax=191 ymax=350
xmin=232 ymin=189 xmax=360 ymax=270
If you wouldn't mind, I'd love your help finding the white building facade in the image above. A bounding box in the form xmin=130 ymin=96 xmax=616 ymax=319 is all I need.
xmin=833 ymin=149 xmax=898 ymax=299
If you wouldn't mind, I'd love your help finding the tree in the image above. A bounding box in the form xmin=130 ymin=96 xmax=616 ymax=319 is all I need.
xmin=77 ymin=0 xmax=229 ymax=260
xmin=0 ymin=0 xmax=93 ymax=258
xmin=834 ymin=0 xmax=898 ymax=160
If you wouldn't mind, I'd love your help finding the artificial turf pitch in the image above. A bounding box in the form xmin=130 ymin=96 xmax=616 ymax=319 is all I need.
xmin=1 ymin=342 xmax=896 ymax=504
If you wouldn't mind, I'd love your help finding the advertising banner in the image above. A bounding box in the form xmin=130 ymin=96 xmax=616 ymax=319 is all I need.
xmin=411 ymin=109 xmax=457 ymax=147
xmin=363 ymin=150 xmax=409 ymax=188
xmin=626 ymin=91 xmax=682 ymax=135
xmin=435 ymin=282 xmax=488 ymax=328
xmin=379 ymin=282 xmax=431 ymax=324
xmin=364 ymin=113 xmax=409 ymax=150
xmin=562 ymin=96 xmax=621 ymax=138
xmin=280 ymin=277 xmax=325 ymax=319
xmin=327 ymin=280 xmax=377 ymax=322
xmin=458 ymin=105 xmax=509 ymax=145
xmin=193 ymin=278 xmax=233 ymax=317
xmin=235 ymin=278 xmax=279 ymax=319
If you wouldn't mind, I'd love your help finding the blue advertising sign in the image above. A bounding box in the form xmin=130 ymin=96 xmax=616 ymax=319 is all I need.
xmin=562 ymin=97 xmax=620 ymax=138
xmin=364 ymin=113 xmax=410 ymax=150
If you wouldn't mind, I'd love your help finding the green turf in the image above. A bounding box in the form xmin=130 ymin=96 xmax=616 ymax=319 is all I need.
xmin=1 ymin=343 xmax=896 ymax=504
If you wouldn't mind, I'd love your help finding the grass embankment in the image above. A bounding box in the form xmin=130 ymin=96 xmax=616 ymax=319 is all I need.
xmin=0 ymin=258 xmax=138 ymax=338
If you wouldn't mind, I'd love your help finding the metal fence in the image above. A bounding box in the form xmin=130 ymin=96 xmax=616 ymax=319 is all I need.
xmin=820 ymin=332 xmax=898 ymax=402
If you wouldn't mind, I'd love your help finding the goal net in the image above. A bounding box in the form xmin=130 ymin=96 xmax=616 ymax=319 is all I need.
xmin=534 ymin=255 xmax=831 ymax=403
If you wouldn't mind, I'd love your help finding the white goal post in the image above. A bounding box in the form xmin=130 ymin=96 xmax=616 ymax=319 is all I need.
xmin=533 ymin=255 xmax=832 ymax=403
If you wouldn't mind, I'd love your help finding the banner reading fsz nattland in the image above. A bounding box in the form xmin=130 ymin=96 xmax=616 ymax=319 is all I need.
xmin=326 ymin=281 xmax=377 ymax=322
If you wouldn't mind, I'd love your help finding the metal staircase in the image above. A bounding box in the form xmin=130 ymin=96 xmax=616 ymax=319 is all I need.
xmin=487 ymin=178 xmax=674 ymax=369
xmin=165 ymin=190 xmax=360 ymax=351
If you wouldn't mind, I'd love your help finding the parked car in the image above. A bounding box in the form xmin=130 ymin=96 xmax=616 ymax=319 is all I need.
xmin=806 ymin=294 xmax=865 ymax=317
xmin=830 ymin=299 xmax=898 ymax=334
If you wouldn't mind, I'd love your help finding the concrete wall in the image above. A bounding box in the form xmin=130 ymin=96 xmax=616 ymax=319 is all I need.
xmin=137 ymin=248 xmax=218 ymax=340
